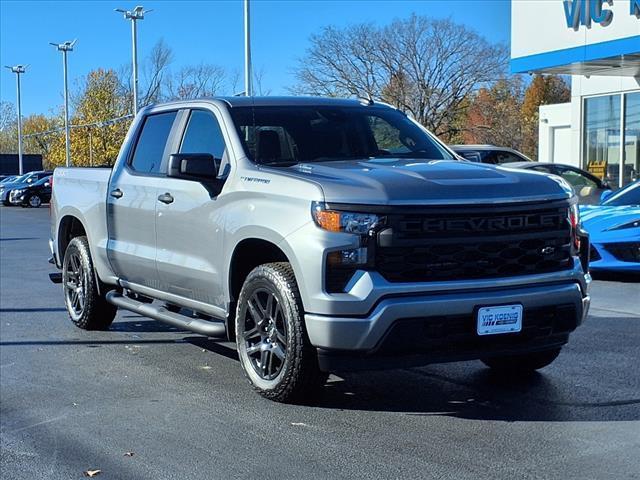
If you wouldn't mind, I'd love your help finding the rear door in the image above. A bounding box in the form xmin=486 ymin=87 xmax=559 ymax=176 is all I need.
xmin=155 ymin=108 xmax=230 ymax=308
xmin=107 ymin=110 xmax=180 ymax=288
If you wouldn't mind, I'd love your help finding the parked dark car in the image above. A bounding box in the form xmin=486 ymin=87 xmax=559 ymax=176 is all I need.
xmin=0 ymin=170 xmax=52 ymax=206
xmin=9 ymin=175 xmax=52 ymax=208
xmin=0 ymin=175 xmax=18 ymax=184
xmin=504 ymin=162 xmax=611 ymax=205
xmin=450 ymin=145 xmax=534 ymax=164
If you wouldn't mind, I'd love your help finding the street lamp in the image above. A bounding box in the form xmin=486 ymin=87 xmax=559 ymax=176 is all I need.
xmin=244 ymin=0 xmax=253 ymax=97
xmin=115 ymin=5 xmax=152 ymax=115
xmin=50 ymin=39 xmax=76 ymax=167
xmin=4 ymin=65 xmax=26 ymax=175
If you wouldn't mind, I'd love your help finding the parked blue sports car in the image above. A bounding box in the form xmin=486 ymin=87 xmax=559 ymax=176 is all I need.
xmin=580 ymin=181 xmax=640 ymax=272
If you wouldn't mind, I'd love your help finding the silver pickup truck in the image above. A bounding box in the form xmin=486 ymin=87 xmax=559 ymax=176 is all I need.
xmin=50 ymin=97 xmax=591 ymax=402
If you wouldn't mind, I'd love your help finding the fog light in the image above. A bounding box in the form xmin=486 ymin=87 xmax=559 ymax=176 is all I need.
xmin=328 ymin=247 xmax=367 ymax=266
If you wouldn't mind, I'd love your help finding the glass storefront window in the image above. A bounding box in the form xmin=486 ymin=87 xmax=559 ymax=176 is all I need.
xmin=624 ymin=92 xmax=640 ymax=186
xmin=583 ymin=95 xmax=620 ymax=186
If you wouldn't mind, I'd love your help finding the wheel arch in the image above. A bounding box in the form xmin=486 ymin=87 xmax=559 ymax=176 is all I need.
xmin=226 ymin=237 xmax=293 ymax=340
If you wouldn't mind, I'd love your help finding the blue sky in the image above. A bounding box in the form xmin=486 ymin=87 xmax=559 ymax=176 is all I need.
xmin=0 ymin=0 xmax=511 ymax=116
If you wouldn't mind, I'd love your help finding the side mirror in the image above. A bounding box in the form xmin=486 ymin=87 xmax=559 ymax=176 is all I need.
xmin=168 ymin=153 xmax=220 ymax=181
xmin=600 ymin=189 xmax=613 ymax=204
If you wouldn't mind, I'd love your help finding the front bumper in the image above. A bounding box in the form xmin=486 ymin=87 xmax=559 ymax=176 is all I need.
xmin=590 ymin=242 xmax=640 ymax=272
xmin=307 ymin=280 xmax=590 ymax=371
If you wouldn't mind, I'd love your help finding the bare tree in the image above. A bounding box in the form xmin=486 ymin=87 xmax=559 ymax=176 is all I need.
xmin=253 ymin=66 xmax=271 ymax=96
xmin=140 ymin=38 xmax=173 ymax=106
xmin=165 ymin=63 xmax=227 ymax=100
xmin=292 ymin=15 xmax=509 ymax=141
xmin=0 ymin=101 xmax=16 ymax=131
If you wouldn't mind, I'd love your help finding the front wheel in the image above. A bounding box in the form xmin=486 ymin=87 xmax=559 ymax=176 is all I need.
xmin=62 ymin=236 xmax=117 ymax=330
xmin=481 ymin=348 xmax=562 ymax=373
xmin=235 ymin=262 xmax=327 ymax=403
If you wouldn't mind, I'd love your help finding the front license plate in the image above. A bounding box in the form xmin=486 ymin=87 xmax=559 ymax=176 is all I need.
xmin=477 ymin=304 xmax=523 ymax=336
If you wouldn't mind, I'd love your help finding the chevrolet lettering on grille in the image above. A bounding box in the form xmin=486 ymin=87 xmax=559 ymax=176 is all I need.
xmin=421 ymin=213 xmax=563 ymax=233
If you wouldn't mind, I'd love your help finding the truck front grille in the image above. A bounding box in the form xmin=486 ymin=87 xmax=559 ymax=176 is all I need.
xmin=375 ymin=203 xmax=574 ymax=283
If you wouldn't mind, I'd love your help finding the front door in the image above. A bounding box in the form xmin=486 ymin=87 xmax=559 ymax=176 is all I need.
xmin=107 ymin=110 xmax=179 ymax=289
xmin=155 ymin=108 xmax=230 ymax=308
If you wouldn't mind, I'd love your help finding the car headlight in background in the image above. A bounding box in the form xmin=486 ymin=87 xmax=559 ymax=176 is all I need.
xmin=311 ymin=202 xmax=380 ymax=234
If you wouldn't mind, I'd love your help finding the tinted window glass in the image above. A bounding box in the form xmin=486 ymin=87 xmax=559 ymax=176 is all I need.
xmin=495 ymin=151 xmax=526 ymax=164
xmin=556 ymin=167 xmax=597 ymax=189
xmin=530 ymin=165 xmax=553 ymax=174
xmin=603 ymin=183 xmax=640 ymax=206
xmin=229 ymin=106 xmax=452 ymax=164
xmin=180 ymin=110 xmax=226 ymax=160
xmin=458 ymin=151 xmax=482 ymax=162
xmin=130 ymin=112 xmax=177 ymax=174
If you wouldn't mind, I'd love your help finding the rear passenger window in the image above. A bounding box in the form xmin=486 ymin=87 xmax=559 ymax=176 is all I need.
xmin=180 ymin=110 xmax=226 ymax=160
xmin=130 ymin=111 xmax=177 ymax=174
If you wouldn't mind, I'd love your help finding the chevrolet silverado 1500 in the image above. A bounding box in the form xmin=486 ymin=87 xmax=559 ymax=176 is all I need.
xmin=50 ymin=97 xmax=591 ymax=402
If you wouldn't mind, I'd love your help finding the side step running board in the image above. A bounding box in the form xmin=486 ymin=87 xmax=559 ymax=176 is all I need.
xmin=106 ymin=291 xmax=226 ymax=338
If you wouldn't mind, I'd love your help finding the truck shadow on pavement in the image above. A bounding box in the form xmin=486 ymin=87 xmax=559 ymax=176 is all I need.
xmin=185 ymin=334 xmax=640 ymax=423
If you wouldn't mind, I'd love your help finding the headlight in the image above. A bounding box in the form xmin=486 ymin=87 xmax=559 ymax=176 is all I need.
xmin=311 ymin=202 xmax=380 ymax=234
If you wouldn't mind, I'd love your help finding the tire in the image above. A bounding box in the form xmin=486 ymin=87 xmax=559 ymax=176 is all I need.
xmin=62 ymin=236 xmax=117 ymax=330
xmin=27 ymin=194 xmax=42 ymax=208
xmin=481 ymin=348 xmax=562 ymax=373
xmin=235 ymin=262 xmax=327 ymax=403
xmin=2 ymin=193 xmax=11 ymax=206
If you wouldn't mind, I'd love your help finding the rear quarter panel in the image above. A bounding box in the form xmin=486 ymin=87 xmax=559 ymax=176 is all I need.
xmin=52 ymin=167 xmax=117 ymax=284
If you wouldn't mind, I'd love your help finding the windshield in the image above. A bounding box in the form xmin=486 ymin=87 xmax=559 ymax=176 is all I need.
xmin=603 ymin=182 xmax=639 ymax=206
xmin=0 ymin=176 xmax=16 ymax=184
xmin=33 ymin=176 xmax=51 ymax=186
xmin=229 ymin=106 xmax=454 ymax=165
xmin=9 ymin=173 xmax=29 ymax=184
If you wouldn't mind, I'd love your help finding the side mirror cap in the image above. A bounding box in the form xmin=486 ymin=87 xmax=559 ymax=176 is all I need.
xmin=168 ymin=153 xmax=220 ymax=181
xmin=600 ymin=189 xmax=613 ymax=204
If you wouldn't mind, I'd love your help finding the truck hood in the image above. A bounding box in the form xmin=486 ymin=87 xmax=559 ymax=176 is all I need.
xmin=275 ymin=158 xmax=573 ymax=205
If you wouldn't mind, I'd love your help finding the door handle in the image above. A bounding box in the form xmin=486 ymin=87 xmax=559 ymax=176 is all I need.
xmin=157 ymin=192 xmax=174 ymax=204
xmin=110 ymin=188 xmax=123 ymax=199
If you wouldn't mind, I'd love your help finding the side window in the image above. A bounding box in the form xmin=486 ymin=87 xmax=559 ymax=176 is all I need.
xmin=180 ymin=110 xmax=227 ymax=160
xmin=531 ymin=165 xmax=553 ymax=174
xmin=557 ymin=167 xmax=597 ymax=189
xmin=495 ymin=151 xmax=524 ymax=164
xmin=130 ymin=111 xmax=177 ymax=174
xmin=458 ymin=151 xmax=482 ymax=162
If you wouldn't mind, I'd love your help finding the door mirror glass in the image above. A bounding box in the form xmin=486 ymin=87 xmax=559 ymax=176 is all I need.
xmin=168 ymin=153 xmax=220 ymax=181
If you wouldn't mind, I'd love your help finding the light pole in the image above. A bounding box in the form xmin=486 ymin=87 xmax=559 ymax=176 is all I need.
xmin=115 ymin=6 xmax=151 ymax=115
xmin=244 ymin=0 xmax=253 ymax=97
xmin=50 ymin=40 xmax=76 ymax=167
xmin=4 ymin=65 xmax=26 ymax=175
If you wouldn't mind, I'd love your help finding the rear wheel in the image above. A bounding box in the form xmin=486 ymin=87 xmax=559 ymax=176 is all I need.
xmin=27 ymin=194 xmax=42 ymax=208
xmin=481 ymin=348 xmax=562 ymax=373
xmin=62 ymin=236 xmax=116 ymax=330
xmin=235 ymin=262 xmax=327 ymax=403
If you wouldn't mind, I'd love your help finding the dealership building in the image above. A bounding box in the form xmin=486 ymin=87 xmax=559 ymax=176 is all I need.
xmin=511 ymin=0 xmax=639 ymax=187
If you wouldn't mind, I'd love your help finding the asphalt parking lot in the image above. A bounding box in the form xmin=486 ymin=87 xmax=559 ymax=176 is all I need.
xmin=1 ymin=206 xmax=639 ymax=480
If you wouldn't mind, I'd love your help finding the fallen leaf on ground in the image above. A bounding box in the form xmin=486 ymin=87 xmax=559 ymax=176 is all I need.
xmin=291 ymin=422 xmax=307 ymax=426
xmin=124 ymin=452 xmax=135 ymax=457
xmin=83 ymin=469 xmax=101 ymax=477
